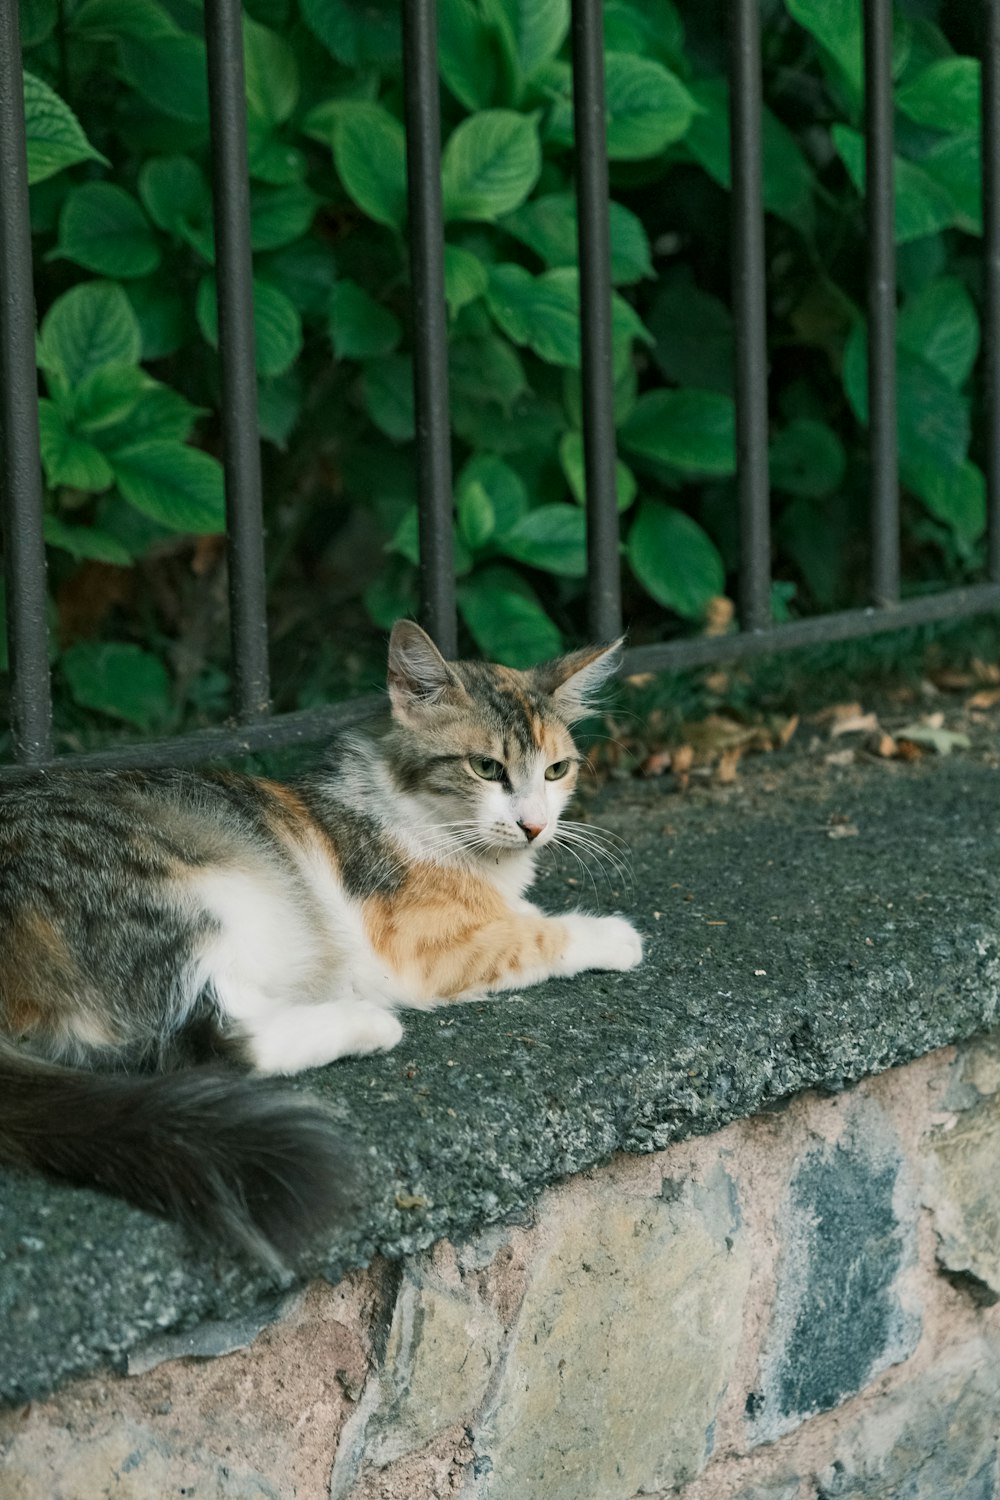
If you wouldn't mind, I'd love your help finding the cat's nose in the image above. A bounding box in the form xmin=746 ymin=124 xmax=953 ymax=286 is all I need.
xmin=518 ymin=819 xmax=546 ymax=842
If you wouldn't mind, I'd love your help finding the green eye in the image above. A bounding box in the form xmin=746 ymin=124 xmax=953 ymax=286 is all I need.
xmin=545 ymin=760 xmax=570 ymax=781
xmin=469 ymin=755 xmax=505 ymax=781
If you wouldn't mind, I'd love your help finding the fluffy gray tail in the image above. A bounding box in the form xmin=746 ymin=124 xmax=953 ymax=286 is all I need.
xmin=0 ymin=1040 xmax=357 ymax=1273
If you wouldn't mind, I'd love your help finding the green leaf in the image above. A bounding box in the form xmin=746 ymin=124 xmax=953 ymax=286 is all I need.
xmin=485 ymin=263 xmax=650 ymax=370
xmin=299 ymin=0 xmax=401 ymax=68
xmin=332 ymin=104 xmax=408 ymax=230
xmin=620 ymin=389 xmax=736 ymax=476
xmin=559 ymin=431 xmax=637 ymax=513
xmin=843 ymin=323 xmax=970 ymax=475
xmin=897 ymin=277 xmax=979 ymax=389
xmin=442 ymin=110 xmax=542 ymax=222
xmin=110 ymin=440 xmax=225 ymax=533
xmin=497 ymin=503 xmax=588 ymax=576
xmin=126 ymin=277 xmax=189 ymax=360
xmin=458 ymin=565 xmax=562 ymax=666
xmin=897 ymin=57 xmax=979 ymax=134
xmin=51 ymin=183 xmax=160 ymax=279
xmin=257 ymin=369 xmax=302 ymax=450
xmin=907 ymin=458 xmax=986 ymax=551
xmin=546 ymin=52 xmax=698 ymax=160
xmin=39 ymin=281 xmax=142 ymax=388
xmin=438 ymin=0 xmax=507 ymax=110
xmin=627 ymin=500 xmax=725 ymax=619
xmin=249 ymin=182 xmax=318 ymax=252
xmin=364 ymin=558 xmax=418 ymax=630
xmin=118 ymin=35 xmax=210 ymax=123
xmin=23 ymin=70 xmax=105 ymax=184
xmin=450 ymin=332 xmax=528 ymax=411
xmin=243 ymin=15 xmax=298 ymax=127
xmin=647 ymin=274 xmax=733 ymax=394
xmin=500 ymin=192 xmax=653 ymax=284
xmin=43 ymin=514 xmax=132 ymax=566
xmin=833 ymin=125 xmax=960 ymax=244
xmin=21 ymin=0 xmax=58 ymax=48
xmin=70 ymin=0 xmax=180 ymax=40
xmin=247 ymin=132 xmax=307 ymax=186
xmin=603 ymin=0 xmax=684 ymax=67
xmin=197 ymin=275 xmax=302 ymax=377
xmin=70 ymin=364 xmax=148 ymax=433
xmin=37 ymin=400 xmax=115 ymax=491
xmin=458 ymin=480 xmax=495 ymax=549
xmin=138 ymin=154 xmax=210 ymax=238
xmin=96 ymin=382 xmax=201 ymax=450
xmin=921 ymin=134 xmax=981 ymax=233
xmin=257 ymin=239 xmax=337 ymax=321
xmin=685 ymin=77 xmax=815 ymax=232
xmin=360 ymin=354 xmax=415 ymax=440
xmin=785 ymin=0 xmax=861 ymax=90
xmin=456 ymin=452 xmax=529 ymax=535
xmin=494 ymin=0 xmax=569 ymax=80
xmin=62 ymin=641 xmax=171 ymax=729
xmin=330 ymin=279 xmax=401 ymax=359
xmin=444 ymin=245 xmax=490 ymax=315
xmin=769 ymin=419 xmax=846 ymax=498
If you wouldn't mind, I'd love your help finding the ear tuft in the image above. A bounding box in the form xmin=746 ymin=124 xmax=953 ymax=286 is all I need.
xmin=532 ymin=637 xmax=624 ymax=723
xmin=387 ymin=621 xmax=460 ymax=723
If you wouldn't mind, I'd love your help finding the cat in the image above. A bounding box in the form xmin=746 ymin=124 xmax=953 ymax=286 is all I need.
xmin=0 ymin=621 xmax=642 ymax=1270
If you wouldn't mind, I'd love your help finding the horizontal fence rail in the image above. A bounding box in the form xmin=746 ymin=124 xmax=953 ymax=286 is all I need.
xmin=2 ymin=0 xmax=1000 ymax=775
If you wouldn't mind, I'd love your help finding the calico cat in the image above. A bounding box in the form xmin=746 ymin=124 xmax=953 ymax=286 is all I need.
xmin=0 ymin=621 xmax=642 ymax=1269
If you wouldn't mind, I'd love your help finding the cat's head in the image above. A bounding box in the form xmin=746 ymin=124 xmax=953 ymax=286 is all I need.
xmin=385 ymin=620 xmax=621 ymax=856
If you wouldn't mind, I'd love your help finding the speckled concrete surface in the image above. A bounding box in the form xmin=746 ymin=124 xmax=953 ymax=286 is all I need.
xmin=2 ymin=749 xmax=999 ymax=1405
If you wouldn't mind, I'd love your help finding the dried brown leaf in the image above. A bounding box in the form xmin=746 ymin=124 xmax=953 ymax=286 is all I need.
xmin=830 ymin=711 xmax=880 ymax=738
xmin=703 ymin=595 xmax=735 ymax=637
xmin=968 ymin=687 xmax=1000 ymax=710
xmin=777 ymin=714 xmax=800 ymax=748
xmin=813 ymin=701 xmax=863 ymax=725
xmin=641 ymin=749 xmax=673 ymax=777
xmin=716 ymin=747 xmax=742 ymax=784
xmin=973 ymin=657 xmax=1000 ymax=684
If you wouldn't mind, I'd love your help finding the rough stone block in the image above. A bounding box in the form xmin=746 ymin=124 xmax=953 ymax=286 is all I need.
xmin=468 ymin=1164 xmax=750 ymax=1500
xmin=925 ymin=1093 xmax=1000 ymax=1303
xmin=815 ymin=1342 xmax=1000 ymax=1498
xmin=0 ymin=1420 xmax=282 ymax=1500
xmin=753 ymin=1111 xmax=919 ymax=1442
xmin=331 ymin=1257 xmax=502 ymax=1495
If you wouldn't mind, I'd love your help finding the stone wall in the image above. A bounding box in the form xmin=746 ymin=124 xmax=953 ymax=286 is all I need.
xmin=3 ymin=1034 xmax=1000 ymax=1500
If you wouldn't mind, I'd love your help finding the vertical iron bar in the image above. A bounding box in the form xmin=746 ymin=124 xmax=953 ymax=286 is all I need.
xmin=204 ymin=0 xmax=271 ymax=719
xmin=571 ymin=0 xmax=622 ymax=644
xmin=729 ymin=0 xmax=771 ymax=632
xmin=983 ymin=0 xmax=1000 ymax=582
xmin=865 ymin=0 xmax=899 ymax=607
xmin=0 ymin=0 xmax=53 ymax=763
xmin=402 ymin=0 xmax=457 ymax=658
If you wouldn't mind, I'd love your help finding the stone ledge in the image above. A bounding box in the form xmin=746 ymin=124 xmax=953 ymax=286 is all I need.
xmin=3 ymin=750 xmax=1000 ymax=1406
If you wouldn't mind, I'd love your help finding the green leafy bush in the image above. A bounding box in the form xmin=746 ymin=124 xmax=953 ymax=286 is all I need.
xmin=9 ymin=0 xmax=993 ymax=735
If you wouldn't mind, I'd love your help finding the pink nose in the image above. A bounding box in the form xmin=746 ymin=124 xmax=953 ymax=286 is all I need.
xmin=518 ymin=820 xmax=546 ymax=842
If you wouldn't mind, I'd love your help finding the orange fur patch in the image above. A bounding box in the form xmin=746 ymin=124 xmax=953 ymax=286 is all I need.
xmin=363 ymin=864 xmax=566 ymax=1000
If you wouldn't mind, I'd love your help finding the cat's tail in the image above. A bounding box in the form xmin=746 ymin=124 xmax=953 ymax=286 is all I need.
xmin=0 ymin=1039 xmax=358 ymax=1274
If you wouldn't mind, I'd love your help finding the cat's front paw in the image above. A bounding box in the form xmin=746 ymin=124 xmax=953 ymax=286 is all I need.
xmin=562 ymin=913 xmax=643 ymax=975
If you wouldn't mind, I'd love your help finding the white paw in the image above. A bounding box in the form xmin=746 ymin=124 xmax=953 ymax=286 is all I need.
xmin=349 ymin=1006 xmax=404 ymax=1055
xmin=561 ymin=914 xmax=643 ymax=975
xmin=248 ymin=1000 xmax=403 ymax=1074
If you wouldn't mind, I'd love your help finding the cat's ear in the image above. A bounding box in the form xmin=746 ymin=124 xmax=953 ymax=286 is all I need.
xmin=531 ymin=637 xmax=624 ymax=722
xmin=388 ymin=620 xmax=464 ymax=724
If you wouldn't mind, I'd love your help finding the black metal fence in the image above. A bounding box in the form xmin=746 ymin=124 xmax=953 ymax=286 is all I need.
xmin=2 ymin=0 xmax=1000 ymax=774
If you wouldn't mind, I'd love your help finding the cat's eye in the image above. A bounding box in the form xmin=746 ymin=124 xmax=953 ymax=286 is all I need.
xmin=469 ymin=755 xmax=505 ymax=781
xmin=545 ymin=760 xmax=571 ymax=781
